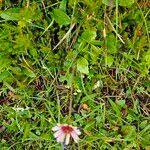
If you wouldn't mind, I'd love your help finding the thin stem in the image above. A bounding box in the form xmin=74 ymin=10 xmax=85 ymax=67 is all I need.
xmin=62 ymin=143 xmax=67 ymax=150
xmin=56 ymin=88 xmax=61 ymax=123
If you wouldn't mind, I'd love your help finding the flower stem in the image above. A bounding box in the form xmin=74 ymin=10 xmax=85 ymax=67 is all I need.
xmin=62 ymin=143 xmax=67 ymax=150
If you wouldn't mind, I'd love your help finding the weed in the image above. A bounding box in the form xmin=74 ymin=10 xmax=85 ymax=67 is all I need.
xmin=0 ymin=0 xmax=150 ymax=149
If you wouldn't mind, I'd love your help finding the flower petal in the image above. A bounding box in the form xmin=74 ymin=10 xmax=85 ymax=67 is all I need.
xmin=65 ymin=133 xmax=70 ymax=145
xmin=54 ymin=130 xmax=63 ymax=138
xmin=74 ymin=128 xmax=81 ymax=135
xmin=52 ymin=126 xmax=60 ymax=131
xmin=71 ymin=131 xmax=79 ymax=143
xmin=52 ymin=124 xmax=81 ymax=144
xmin=56 ymin=132 xmax=65 ymax=143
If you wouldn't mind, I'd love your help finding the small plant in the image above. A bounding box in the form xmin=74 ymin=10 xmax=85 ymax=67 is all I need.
xmin=0 ymin=0 xmax=150 ymax=149
xmin=52 ymin=124 xmax=81 ymax=146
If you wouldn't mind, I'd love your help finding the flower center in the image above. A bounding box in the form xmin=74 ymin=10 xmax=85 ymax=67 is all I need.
xmin=61 ymin=125 xmax=73 ymax=134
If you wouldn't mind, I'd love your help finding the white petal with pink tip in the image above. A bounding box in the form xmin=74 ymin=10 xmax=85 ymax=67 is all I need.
xmin=52 ymin=124 xmax=81 ymax=145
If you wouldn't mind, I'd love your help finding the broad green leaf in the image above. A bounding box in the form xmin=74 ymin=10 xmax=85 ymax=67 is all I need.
xmin=0 ymin=8 xmax=20 ymax=20
xmin=41 ymin=133 xmax=51 ymax=140
xmin=29 ymin=48 xmax=38 ymax=58
xmin=102 ymin=0 xmax=134 ymax=7
xmin=0 ymin=57 xmax=11 ymax=70
xmin=66 ymin=50 xmax=78 ymax=61
xmin=23 ymin=68 xmax=36 ymax=78
xmin=51 ymin=9 xmax=70 ymax=26
xmin=106 ymin=34 xmax=117 ymax=53
xmin=90 ymin=45 xmax=101 ymax=63
xmin=59 ymin=74 xmax=73 ymax=87
xmin=81 ymin=30 xmax=96 ymax=41
xmin=18 ymin=20 xmax=27 ymax=28
xmin=102 ymin=0 xmax=115 ymax=7
xmin=121 ymin=125 xmax=136 ymax=141
xmin=22 ymin=123 xmax=30 ymax=141
xmin=106 ymin=55 xmax=114 ymax=67
xmin=109 ymin=99 xmax=121 ymax=117
xmin=140 ymin=120 xmax=148 ymax=129
xmin=11 ymin=67 xmax=22 ymax=75
xmin=90 ymin=40 xmax=102 ymax=46
xmin=109 ymin=99 xmax=122 ymax=124
xmin=116 ymin=100 xmax=126 ymax=108
xmin=119 ymin=0 xmax=134 ymax=6
xmin=59 ymin=0 xmax=67 ymax=12
xmin=144 ymin=51 xmax=150 ymax=67
xmin=77 ymin=57 xmax=89 ymax=74
xmin=0 ymin=71 xmax=10 ymax=81
xmin=82 ymin=94 xmax=97 ymax=102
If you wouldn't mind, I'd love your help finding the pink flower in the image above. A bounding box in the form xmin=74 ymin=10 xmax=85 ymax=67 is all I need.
xmin=52 ymin=124 xmax=81 ymax=145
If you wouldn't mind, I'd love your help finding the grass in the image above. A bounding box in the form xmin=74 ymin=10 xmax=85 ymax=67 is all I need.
xmin=0 ymin=0 xmax=150 ymax=149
